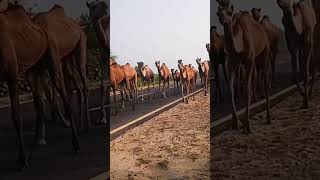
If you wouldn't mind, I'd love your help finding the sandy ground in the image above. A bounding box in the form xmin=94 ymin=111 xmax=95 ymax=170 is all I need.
xmin=110 ymin=92 xmax=210 ymax=179
xmin=211 ymin=82 xmax=320 ymax=180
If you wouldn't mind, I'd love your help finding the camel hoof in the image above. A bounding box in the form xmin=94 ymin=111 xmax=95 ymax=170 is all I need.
xmin=18 ymin=161 xmax=29 ymax=172
xmin=72 ymin=140 xmax=80 ymax=154
xmin=36 ymin=139 xmax=47 ymax=145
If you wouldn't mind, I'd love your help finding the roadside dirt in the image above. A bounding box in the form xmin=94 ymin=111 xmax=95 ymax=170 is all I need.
xmin=110 ymin=92 xmax=210 ymax=179
xmin=211 ymin=82 xmax=320 ymax=180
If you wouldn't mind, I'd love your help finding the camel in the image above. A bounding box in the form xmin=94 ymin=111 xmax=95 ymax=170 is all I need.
xmin=137 ymin=62 xmax=155 ymax=100
xmin=277 ymin=0 xmax=316 ymax=108
xmin=196 ymin=58 xmax=210 ymax=96
xmin=0 ymin=3 xmax=79 ymax=169
xmin=216 ymin=2 xmax=272 ymax=133
xmin=110 ymin=59 xmax=134 ymax=114
xmin=208 ymin=26 xmax=228 ymax=102
xmin=155 ymin=61 xmax=170 ymax=99
xmin=178 ymin=60 xmax=196 ymax=103
xmin=251 ymin=8 xmax=282 ymax=85
xmin=120 ymin=63 xmax=138 ymax=104
xmin=32 ymin=4 xmax=90 ymax=132
xmin=86 ymin=0 xmax=109 ymax=124
xmin=171 ymin=69 xmax=181 ymax=94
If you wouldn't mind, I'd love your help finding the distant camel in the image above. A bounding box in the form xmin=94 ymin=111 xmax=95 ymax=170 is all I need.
xmin=155 ymin=61 xmax=171 ymax=99
xmin=171 ymin=69 xmax=181 ymax=94
xmin=110 ymin=59 xmax=135 ymax=114
xmin=0 ymin=3 xmax=78 ymax=169
xmin=196 ymin=58 xmax=210 ymax=96
xmin=120 ymin=63 xmax=138 ymax=104
xmin=277 ymin=0 xmax=316 ymax=108
xmin=189 ymin=64 xmax=198 ymax=85
xmin=217 ymin=3 xmax=272 ymax=133
xmin=86 ymin=0 xmax=109 ymax=124
xmin=208 ymin=26 xmax=228 ymax=103
xmin=178 ymin=60 xmax=196 ymax=103
xmin=137 ymin=62 xmax=155 ymax=100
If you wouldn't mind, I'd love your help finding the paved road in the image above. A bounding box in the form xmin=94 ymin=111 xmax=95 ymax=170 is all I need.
xmin=0 ymin=77 xmax=203 ymax=179
xmin=214 ymin=50 xmax=294 ymax=120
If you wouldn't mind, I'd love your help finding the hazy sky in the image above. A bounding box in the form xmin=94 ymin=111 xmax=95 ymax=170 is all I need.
xmin=111 ymin=0 xmax=210 ymax=72
xmin=211 ymin=1 xmax=285 ymax=33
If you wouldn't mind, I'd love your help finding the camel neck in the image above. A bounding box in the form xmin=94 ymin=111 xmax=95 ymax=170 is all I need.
xmin=223 ymin=22 xmax=241 ymax=54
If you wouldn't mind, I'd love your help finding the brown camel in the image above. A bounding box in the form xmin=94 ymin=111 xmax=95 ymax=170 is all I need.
xmin=110 ymin=59 xmax=134 ymax=114
xmin=217 ymin=3 xmax=272 ymax=133
xmin=32 ymin=4 xmax=90 ymax=132
xmin=155 ymin=61 xmax=170 ymax=99
xmin=137 ymin=62 xmax=155 ymax=100
xmin=0 ymin=3 xmax=79 ymax=169
xmin=196 ymin=58 xmax=210 ymax=96
xmin=87 ymin=0 xmax=109 ymax=124
xmin=277 ymin=0 xmax=316 ymax=108
xmin=178 ymin=60 xmax=196 ymax=103
xmin=120 ymin=63 xmax=138 ymax=104
xmin=251 ymin=8 xmax=282 ymax=85
xmin=171 ymin=69 xmax=181 ymax=94
xmin=208 ymin=26 xmax=228 ymax=103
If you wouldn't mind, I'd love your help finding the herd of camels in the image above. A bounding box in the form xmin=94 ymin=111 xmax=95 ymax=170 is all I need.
xmin=110 ymin=58 xmax=210 ymax=115
xmin=2 ymin=0 xmax=320 ymax=171
xmin=0 ymin=0 xmax=109 ymax=170
xmin=211 ymin=0 xmax=320 ymax=134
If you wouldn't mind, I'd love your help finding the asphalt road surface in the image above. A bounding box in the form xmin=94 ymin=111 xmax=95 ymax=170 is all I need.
xmin=0 ymin=77 xmax=204 ymax=179
xmin=214 ymin=50 xmax=294 ymax=120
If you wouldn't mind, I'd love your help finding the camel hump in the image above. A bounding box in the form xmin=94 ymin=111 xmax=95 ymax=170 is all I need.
xmin=49 ymin=4 xmax=65 ymax=16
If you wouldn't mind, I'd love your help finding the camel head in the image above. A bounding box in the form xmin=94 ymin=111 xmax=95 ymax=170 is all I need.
xmin=86 ymin=0 xmax=108 ymax=22
xmin=251 ymin=8 xmax=261 ymax=22
xmin=110 ymin=58 xmax=117 ymax=66
xmin=205 ymin=44 xmax=210 ymax=52
xmin=276 ymin=0 xmax=293 ymax=10
xmin=217 ymin=4 xmax=234 ymax=25
xmin=188 ymin=64 xmax=192 ymax=68
xmin=171 ymin=69 xmax=175 ymax=75
xmin=216 ymin=0 xmax=230 ymax=8
xmin=137 ymin=61 xmax=144 ymax=69
xmin=0 ymin=0 xmax=8 ymax=12
xmin=155 ymin=61 xmax=161 ymax=68
xmin=177 ymin=59 xmax=183 ymax=70
xmin=196 ymin=58 xmax=202 ymax=65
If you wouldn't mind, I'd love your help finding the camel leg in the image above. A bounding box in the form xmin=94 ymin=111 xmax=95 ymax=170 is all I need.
xmin=7 ymin=70 xmax=28 ymax=170
xmin=75 ymin=36 xmax=91 ymax=127
xmin=244 ymin=62 xmax=254 ymax=134
xmin=181 ymin=80 xmax=185 ymax=102
xmin=148 ymin=82 xmax=152 ymax=99
xmin=228 ymin=63 xmax=240 ymax=130
xmin=167 ymin=79 xmax=170 ymax=97
xmin=214 ymin=65 xmax=221 ymax=103
xmin=264 ymin=68 xmax=271 ymax=124
xmin=98 ymin=53 xmax=108 ymax=124
xmin=162 ymin=80 xmax=167 ymax=99
xmin=141 ymin=82 xmax=144 ymax=101
xmin=48 ymin=43 xmax=80 ymax=153
xmin=301 ymin=44 xmax=312 ymax=109
xmin=193 ymin=80 xmax=195 ymax=101
xmin=251 ymin=65 xmax=257 ymax=103
xmin=120 ymin=84 xmax=125 ymax=108
xmin=291 ymin=49 xmax=303 ymax=94
xmin=186 ymin=81 xmax=190 ymax=104
xmin=113 ymin=86 xmax=119 ymax=115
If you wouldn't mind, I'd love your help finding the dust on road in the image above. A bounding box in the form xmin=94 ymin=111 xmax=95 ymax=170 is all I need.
xmin=211 ymin=82 xmax=320 ymax=180
xmin=111 ymin=92 xmax=210 ymax=179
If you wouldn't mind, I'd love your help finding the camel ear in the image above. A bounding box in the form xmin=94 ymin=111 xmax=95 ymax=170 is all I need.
xmin=86 ymin=1 xmax=90 ymax=7
xmin=230 ymin=5 xmax=234 ymax=12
